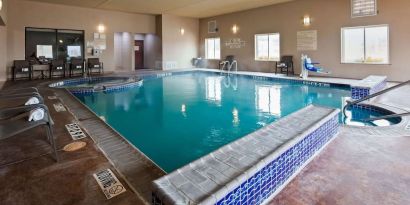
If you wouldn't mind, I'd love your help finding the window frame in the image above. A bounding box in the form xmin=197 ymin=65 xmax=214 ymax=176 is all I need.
xmin=205 ymin=37 xmax=221 ymax=60
xmin=254 ymin=33 xmax=280 ymax=62
xmin=341 ymin=24 xmax=390 ymax=65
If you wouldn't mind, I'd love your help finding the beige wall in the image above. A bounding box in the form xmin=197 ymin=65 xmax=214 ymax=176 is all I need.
xmin=134 ymin=33 xmax=162 ymax=69
xmin=162 ymin=14 xmax=199 ymax=70
xmin=199 ymin=0 xmax=410 ymax=82
xmin=0 ymin=0 xmax=7 ymax=82
xmin=4 ymin=0 xmax=156 ymax=80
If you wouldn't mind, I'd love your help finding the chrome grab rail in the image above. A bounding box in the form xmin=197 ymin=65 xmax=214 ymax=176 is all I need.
xmin=343 ymin=80 xmax=410 ymax=121
xmin=220 ymin=60 xmax=238 ymax=73
xmin=362 ymin=112 xmax=410 ymax=122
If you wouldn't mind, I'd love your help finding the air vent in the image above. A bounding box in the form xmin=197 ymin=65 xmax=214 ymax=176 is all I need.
xmin=352 ymin=0 xmax=377 ymax=18
xmin=208 ymin=21 xmax=217 ymax=33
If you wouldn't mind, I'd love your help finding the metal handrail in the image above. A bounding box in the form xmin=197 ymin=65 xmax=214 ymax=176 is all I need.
xmin=363 ymin=112 xmax=410 ymax=122
xmin=343 ymin=80 xmax=410 ymax=117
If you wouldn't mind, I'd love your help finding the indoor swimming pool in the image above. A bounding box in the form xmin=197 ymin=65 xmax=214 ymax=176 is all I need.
xmin=73 ymin=71 xmax=399 ymax=172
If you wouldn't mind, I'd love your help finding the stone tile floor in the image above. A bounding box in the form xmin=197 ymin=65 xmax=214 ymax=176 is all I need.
xmin=1 ymin=70 xmax=409 ymax=205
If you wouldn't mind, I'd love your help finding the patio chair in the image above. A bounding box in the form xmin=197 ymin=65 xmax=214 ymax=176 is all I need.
xmin=0 ymin=104 xmax=58 ymax=161
xmin=275 ymin=56 xmax=294 ymax=76
xmin=87 ymin=58 xmax=104 ymax=76
xmin=0 ymin=87 xmax=39 ymax=95
xmin=69 ymin=58 xmax=85 ymax=77
xmin=0 ymin=93 xmax=44 ymax=109
xmin=50 ymin=59 xmax=66 ymax=79
xmin=12 ymin=60 xmax=32 ymax=81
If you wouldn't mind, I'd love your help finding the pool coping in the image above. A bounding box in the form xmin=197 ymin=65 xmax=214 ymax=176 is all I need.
xmin=46 ymin=68 xmax=410 ymax=204
xmin=51 ymin=87 xmax=166 ymax=204
xmin=152 ymin=105 xmax=340 ymax=205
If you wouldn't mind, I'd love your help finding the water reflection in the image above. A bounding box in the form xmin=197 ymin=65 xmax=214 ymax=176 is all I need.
xmin=255 ymin=85 xmax=281 ymax=117
xmin=222 ymin=73 xmax=238 ymax=91
xmin=205 ymin=76 xmax=222 ymax=103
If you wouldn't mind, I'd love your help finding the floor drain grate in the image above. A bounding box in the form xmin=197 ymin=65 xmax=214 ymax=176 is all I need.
xmin=93 ymin=169 xmax=126 ymax=199
xmin=65 ymin=123 xmax=87 ymax=140
xmin=53 ymin=103 xmax=67 ymax=112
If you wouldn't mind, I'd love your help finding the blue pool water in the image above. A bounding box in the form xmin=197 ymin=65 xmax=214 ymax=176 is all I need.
xmin=74 ymin=72 xmax=397 ymax=172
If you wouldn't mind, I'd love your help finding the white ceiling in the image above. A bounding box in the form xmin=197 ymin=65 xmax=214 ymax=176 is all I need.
xmin=22 ymin=0 xmax=294 ymax=18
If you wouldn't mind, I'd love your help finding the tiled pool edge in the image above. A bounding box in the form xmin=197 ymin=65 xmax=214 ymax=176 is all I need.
xmin=53 ymin=88 xmax=166 ymax=204
xmin=137 ymin=69 xmax=351 ymax=90
xmin=152 ymin=105 xmax=340 ymax=205
xmin=351 ymin=75 xmax=387 ymax=100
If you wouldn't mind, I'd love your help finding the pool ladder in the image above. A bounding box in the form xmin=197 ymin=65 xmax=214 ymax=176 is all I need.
xmin=343 ymin=80 xmax=410 ymax=122
xmin=220 ymin=60 xmax=238 ymax=73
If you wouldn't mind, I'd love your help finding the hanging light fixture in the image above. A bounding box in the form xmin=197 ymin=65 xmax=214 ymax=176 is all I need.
xmin=180 ymin=28 xmax=185 ymax=35
xmin=0 ymin=0 xmax=3 ymax=11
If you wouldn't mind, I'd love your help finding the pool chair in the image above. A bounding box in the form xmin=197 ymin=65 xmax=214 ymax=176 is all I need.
xmin=0 ymin=104 xmax=58 ymax=161
xmin=0 ymin=87 xmax=39 ymax=96
xmin=0 ymin=93 xmax=44 ymax=109
xmin=69 ymin=58 xmax=85 ymax=77
xmin=87 ymin=58 xmax=104 ymax=76
xmin=12 ymin=60 xmax=32 ymax=81
xmin=275 ymin=56 xmax=294 ymax=76
xmin=50 ymin=59 xmax=66 ymax=79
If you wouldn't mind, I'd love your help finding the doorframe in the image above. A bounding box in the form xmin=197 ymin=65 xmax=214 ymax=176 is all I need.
xmin=134 ymin=40 xmax=144 ymax=70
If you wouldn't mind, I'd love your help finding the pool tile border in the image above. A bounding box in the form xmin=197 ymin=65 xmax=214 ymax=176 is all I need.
xmin=152 ymin=105 xmax=340 ymax=205
xmin=351 ymin=75 xmax=387 ymax=100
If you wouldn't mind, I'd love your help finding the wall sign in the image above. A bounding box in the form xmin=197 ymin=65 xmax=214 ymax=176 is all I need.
xmin=225 ymin=38 xmax=246 ymax=49
xmin=297 ymin=30 xmax=317 ymax=51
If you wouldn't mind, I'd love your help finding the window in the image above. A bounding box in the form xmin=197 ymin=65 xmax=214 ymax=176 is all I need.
xmin=36 ymin=45 xmax=53 ymax=58
xmin=255 ymin=33 xmax=280 ymax=61
xmin=341 ymin=25 xmax=389 ymax=64
xmin=351 ymin=0 xmax=377 ymax=18
xmin=205 ymin=38 xmax=220 ymax=60
xmin=25 ymin=27 xmax=84 ymax=61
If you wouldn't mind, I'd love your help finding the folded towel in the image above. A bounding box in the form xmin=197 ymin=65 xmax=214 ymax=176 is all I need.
xmin=28 ymin=108 xmax=45 ymax=122
xmin=25 ymin=96 xmax=40 ymax=105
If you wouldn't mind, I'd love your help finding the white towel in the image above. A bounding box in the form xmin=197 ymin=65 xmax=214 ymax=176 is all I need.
xmin=25 ymin=97 xmax=40 ymax=105
xmin=28 ymin=108 xmax=45 ymax=122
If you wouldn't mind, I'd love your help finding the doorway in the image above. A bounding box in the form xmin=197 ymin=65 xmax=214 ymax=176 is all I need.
xmin=134 ymin=40 xmax=144 ymax=69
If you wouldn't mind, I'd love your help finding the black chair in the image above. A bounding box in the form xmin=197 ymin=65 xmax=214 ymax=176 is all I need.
xmin=275 ymin=56 xmax=294 ymax=76
xmin=49 ymin=59 xmax=66 ymax=79
xmin=87 ymin=58 xmax=104 ymax=76
xmin=69 ymin=58 xmax=85 ymax=77
xmin=12 ymin=60 xmax=32 ymax=81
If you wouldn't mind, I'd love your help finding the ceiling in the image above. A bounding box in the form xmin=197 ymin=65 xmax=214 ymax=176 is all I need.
xmin=22 ymin=0 xmax=294 ymax=18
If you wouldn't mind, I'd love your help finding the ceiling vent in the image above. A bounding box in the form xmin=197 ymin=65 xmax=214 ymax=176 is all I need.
xmin=352 ymin=0 xmax=377 ymax=18
xmin=208 ymin=21 xmax=218 ymax=33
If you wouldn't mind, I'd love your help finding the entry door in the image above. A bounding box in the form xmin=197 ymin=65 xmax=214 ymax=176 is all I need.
xmin=134 ymin=40 xmax=144 ymax=69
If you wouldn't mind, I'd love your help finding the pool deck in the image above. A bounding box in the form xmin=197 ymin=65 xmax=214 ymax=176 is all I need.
xmin=0 ymin=69 xmax=409 ymax=205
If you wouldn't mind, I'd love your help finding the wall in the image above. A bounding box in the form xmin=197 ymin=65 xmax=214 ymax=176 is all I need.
xmin=162 ymin=14 xmax=199 ymax=70
xmin=114 ymin=32 xmax=134 ymax=71
xmin=0 ymin=0 xmax=7 ymax=81
xmin=134 ymin=33 xmax=162 ymax=69
xmin=199 ymin=0 xmax=410 ymax=82
xmin=5 ymin=0 xmax=156 ymax=79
